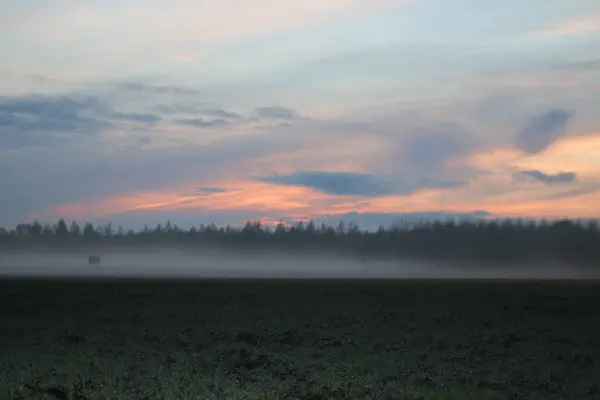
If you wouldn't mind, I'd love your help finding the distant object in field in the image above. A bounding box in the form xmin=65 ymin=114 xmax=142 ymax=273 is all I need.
xmin=88 ymin=255 xmax=101 ymax=265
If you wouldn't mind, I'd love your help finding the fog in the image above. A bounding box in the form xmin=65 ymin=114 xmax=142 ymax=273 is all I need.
xmin=1 ymin=249 xmax=599 ymax=280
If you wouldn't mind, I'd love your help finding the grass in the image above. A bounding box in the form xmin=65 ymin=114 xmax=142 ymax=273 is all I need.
xmin=1 ymin=277 xmax=599 ymax=399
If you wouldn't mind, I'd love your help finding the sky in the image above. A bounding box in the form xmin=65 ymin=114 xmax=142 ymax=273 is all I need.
xmin=1 ymin=0 xmax=599 ymax=230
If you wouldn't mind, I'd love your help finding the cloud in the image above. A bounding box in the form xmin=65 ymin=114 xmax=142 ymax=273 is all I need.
xmin=355 ymin=121 xmax=485 ymax=194
xmin=1 ymin=72 xmax=597 ymax=227
xmin=118 ymin=82 xmax=201 ymax=95
xmin=170 ymin=105 xmax=298 ymax=127
xmin=259 ymin=171 xmax=393 ymax=196
xmin=257 ymin=171 xmax=460 ymax=197
xmin=255 ymin=106 xmax=295 ymax=120
xmin=518 ymin=169 xmax=578 ymax=184
xmin=200 ymin=109 xmax=243 ymax=120
xmin=241 ymin=117 xmax=485 ymax=201
xmin=0 ymin=95 xmax=112 ymax=147
xmin=0 ymin=93 xmax=177 ymax=148
xmin=0 ymin=119 xmax=314 ymax=225
xmin=3 ymin=0 xmax=600 ymax=229
xmin=153 ymin=103 xmax=203 ymax=114
xmin=0 ymin=94 xmax=101 ymax=120
xmin=173 ymin=117 xmax=231 ymax=128
xmin=197 ymin=187 xmax=230 ymax=195
xmin=152 ymin=104 xmax=243 ymax=120
xmin=111 ymin=112 xmax=162 ymax=124
xmin=515 ymin=109 xmax=573 ymax=154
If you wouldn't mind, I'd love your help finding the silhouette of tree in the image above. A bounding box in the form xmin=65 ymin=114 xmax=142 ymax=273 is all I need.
xmin=55 ymin=219 xmax=68 ymax=239
xmin=275 ymin=221 xmax=286 ymax=235
xmin=82 ymin=222 xmax=96 ymax=238
xmin=0 ymin=216 xmax=599 ymax=267
xmin=16 ymin=223 xmax=31 ymax=237
xmin=31 ymin=221 xmax=43 ymax=237
xmin=42 ymin=223 xmax=53 ymax=237
xmin=69 ymin=221 xmax=81 ymax=237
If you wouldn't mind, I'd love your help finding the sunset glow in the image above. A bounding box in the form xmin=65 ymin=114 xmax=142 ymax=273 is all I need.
xmin=2 ymin=0 xmax=599 ymax=229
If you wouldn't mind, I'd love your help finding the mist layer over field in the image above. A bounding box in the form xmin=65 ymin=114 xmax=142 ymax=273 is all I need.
xmin=0 ymin=249 xmax=598 ymax=280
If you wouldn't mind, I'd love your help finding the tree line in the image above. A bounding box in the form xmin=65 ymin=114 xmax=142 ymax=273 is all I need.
xmin=1 ymin=218 xmax=599 ymax=266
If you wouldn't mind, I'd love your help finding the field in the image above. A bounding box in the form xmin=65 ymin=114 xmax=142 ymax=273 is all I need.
xmin=1 ymin=277 xmax=599 ymax=399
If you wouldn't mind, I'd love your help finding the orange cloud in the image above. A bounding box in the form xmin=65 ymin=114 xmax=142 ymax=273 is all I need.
xmin=36 ymin=176 xmax=455 ymax=224
xmin=34 ymin=181 xmax=321 ymax=221
xmin=31 ymin=184 xmax=197 ymax=222
xmin=464 ymin=132 xmax=600 ymax=176
xmin=35 ymin=174 xmax=600 ymax=224
xmin=33 ymin=131 xmax=600 ymax=224
xmin=515 ymin=132 xmax=600 ymax=176
xmin=445 ymin=131 xmax=600 ymax=218
xmin=36 ymin=179 xmax=488 ymax=225
xmin=31 ymin=131 xmax=392 ymax=223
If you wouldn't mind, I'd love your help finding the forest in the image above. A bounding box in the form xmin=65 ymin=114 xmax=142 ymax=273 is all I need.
xmin=1 ymin=217 xmax=599 ymax=266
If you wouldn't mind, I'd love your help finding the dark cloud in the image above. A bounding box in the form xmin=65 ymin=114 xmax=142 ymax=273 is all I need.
xmin=153 ymin=103 xmax=202 ymax=114
xmin=0 ymin=94 xmax=102 ymax=119
xmin=250 ymin=121 xmax=476 ymax=198
xmin=197 ymin=187 xmax=229 ymax=194
xmin=518 ymin=169 xmax=578 ymax=184
xmin=111 ymin=112 xmax=162 ymax=124
xmin=201 ymin=109 xmax=243 ymax=120
xmin=153 ymin=104 xmax=243 ymax=120
xmin=260 ymin=171 xmax=393 ymax=196
xmin=118 ymin=82 xmax=201 ymax=95
xmin=255 ymin=106 xmax=295 ymax=120
xmin=0 ymin=94 xmax=173 ymax=148
xmin=155 ymin=103 xmax=293 ymax=124
xmin=173 ymin=117 xmax=230 ymax=128
xmin=515 ymin=109 xmax=572 ymax=154
xmin=258 ymin=171 xmax=459 ymax=197
xmin=0 ymin=95 xmax=112 ymax=147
